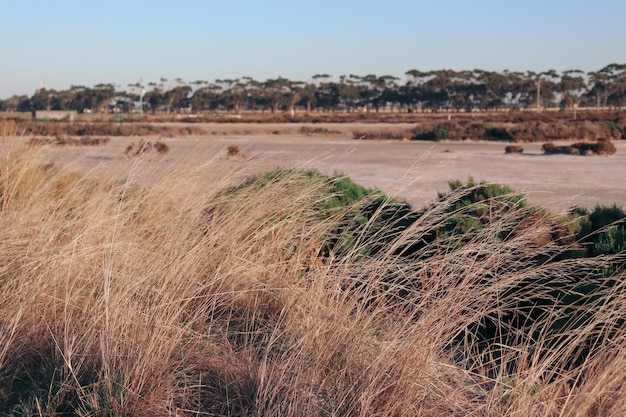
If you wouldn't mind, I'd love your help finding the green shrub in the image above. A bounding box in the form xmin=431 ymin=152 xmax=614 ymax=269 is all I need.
xmin=435 ymin=178 xmax=534 ymax=243
xmin=579 ymin=204 xmax=626 ymax=256
xmin=212 ymin=170 xmax=626 ymax=378
xmin=412 ymin=126 xmax=448 ymax=141
xmin=485 ymin=126 xmax=515 ymax=141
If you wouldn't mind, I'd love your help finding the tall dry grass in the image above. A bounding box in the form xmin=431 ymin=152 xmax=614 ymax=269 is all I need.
xmin=1 ymin=121 xmax=625 ymax=416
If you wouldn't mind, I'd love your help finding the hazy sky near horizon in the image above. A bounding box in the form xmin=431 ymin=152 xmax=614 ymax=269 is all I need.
xmin=1 ymin=0 xmax=625 ymax=98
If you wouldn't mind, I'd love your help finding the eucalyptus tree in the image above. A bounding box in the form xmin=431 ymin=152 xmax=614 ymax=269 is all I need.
xmin=67 ymin=85 xmax=93 ymax=112
xmin=163 ymin=78 xmax=190 ymax=113
xmin=526 ymin=70 xmax=558 ymax=110
xmin=56 ymin=87 xmax=78 ymax=111
xmin=587 ymin=63 xmax=626 ymax=107
xmin=261 ymin=77 xmax=295 ymax=113
xmin=117 ymin=81 xmax=149 ymax=113
xmin=337 ymin=75 xmax=361 ymax=112
xmin=373 ymin=75 xmax=400 ymax=111
xmin=404 ymin=69 xmax=432 ymax=87
xmin=314 ymin=79 xmax=341 ymax=111
xmin=190 ymin=83 xmax=221 ymax=112
xmin=503 ymin=71 xmax=533 ymax=109
xmin=242 ymin=77 xmax=269 ymax=111
xmin=444 ymin=70 xmax=479 ymax=111
xmin=311 ymin=73 xmax=331 ymax=86
xmin=293 ymin=81 xmax=317 ymax=111
xmin=0 ymin=95 xmax=30 ymax=112
xmin=215 ymin=78 xmax=245 ymax=112
xmin=30 ymin=88 xmax=54 ymax=111
xmin=473 ymin=70 xmax=511 ymax=110
xmin=347 ymin=74 xmax=381 ymax=111
xmin=557 ymin=69 xmax=586 ymax=108
xmin=145 ymin=81 xmax=165 ymax=113
xmin=240 ymin=76 xmax=260 ymax=110
xmin=403 ymin=70 xmax=432 ymax=111
xmin=421 ymin=70 xmax=457 ymax=110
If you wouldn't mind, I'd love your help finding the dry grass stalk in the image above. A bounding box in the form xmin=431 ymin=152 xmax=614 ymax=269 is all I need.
xmin=0 ymin=133 xmax=625 ymax=415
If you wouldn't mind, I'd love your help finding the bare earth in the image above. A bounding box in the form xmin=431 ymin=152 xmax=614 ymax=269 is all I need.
xmin=29 ymin=122 xmax=626 ymax=212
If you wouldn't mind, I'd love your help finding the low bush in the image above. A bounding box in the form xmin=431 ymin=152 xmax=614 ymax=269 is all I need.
xmin=543 ymin=139 xmax=617 ymax=156
xmin=542 ymin=142 xmax=580 ymax=155
xmin=486 ymin=126 xmax=515 ymax=141
xmin=227 ymin=145 xmax=240 ymax=156
xmin=575 ymin=137 xmax=617 ymax=155
xmin=579 ymin=204 xmax=626 ymax=256
xmin=153 ymin=141 xmax=169 ymax=154
xmin=505 ymin=145 xmax=524 ymax=153
xmin=411 ymin=126 xmax=449 ymax=141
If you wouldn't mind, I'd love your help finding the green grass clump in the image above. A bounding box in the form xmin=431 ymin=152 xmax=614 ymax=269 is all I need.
xmin=578 ymin=204 xmax=626 ymax=254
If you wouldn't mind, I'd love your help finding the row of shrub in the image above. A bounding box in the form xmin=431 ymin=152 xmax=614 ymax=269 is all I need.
xmin=13 ymin=120 xmax=205 ymax=137
xmin=351 ymin=119 xmax=626 ymax=142
xmin=413 ymin=120 xmax=626 ymax=142
xmin=27 ymin=135 xmax=111 ymax=146
xmin=542 ymin=138 xmax=617 ymax=155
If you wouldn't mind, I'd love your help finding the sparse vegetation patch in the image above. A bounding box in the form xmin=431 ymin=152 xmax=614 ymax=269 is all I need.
xmin=27 ymin=135 xmax=111 ymax=146
xmin=124 ymin=139 xmax=169 ymax=156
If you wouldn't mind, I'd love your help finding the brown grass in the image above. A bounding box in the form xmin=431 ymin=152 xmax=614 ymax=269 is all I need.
xmin=1 ymin=120 xmax=626 ymax=416
xmin=227 ymin=145 xmax=240 ymax=156
xmin=124 ymin=139 xmax=169 ymax=157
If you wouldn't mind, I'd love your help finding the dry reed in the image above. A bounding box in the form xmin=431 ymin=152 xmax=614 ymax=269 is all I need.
xmin=1 ymin=120 xmax=625 ymax=416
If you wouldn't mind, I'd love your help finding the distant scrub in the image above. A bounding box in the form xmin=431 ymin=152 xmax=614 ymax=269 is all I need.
xmin=542 ymin=138 xmax=617 ymax=155
xmin=27 ymin=135 xmax=110 ymax=146
xmin=17 ymin=120 xmax=205 ymax=137
xmin=343 ymin=119 xmax=626 ymax=143
xmin=227 ymin=145 xmax=240 ymax=156
xmin=124 ymin=139 xmax=169 ymax=156
xmin=505 ymin=145 xmax=524 ymax=153
xmin=300 ymin=125 xmax=340 ymax=135
xmin=352 ymin=129 xmax=410 ymax=140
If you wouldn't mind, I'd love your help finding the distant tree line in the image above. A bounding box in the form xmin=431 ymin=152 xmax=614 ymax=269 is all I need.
xmin=2 ymin=64 xmax=626 ymax=114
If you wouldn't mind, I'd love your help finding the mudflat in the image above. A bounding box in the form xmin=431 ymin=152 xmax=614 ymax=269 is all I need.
xmin=32 ymin=131 xmax=626 ymax=212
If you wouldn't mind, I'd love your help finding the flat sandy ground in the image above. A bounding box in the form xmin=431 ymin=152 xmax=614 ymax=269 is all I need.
xmin=21 ymin=123 xmax=626 ymax=212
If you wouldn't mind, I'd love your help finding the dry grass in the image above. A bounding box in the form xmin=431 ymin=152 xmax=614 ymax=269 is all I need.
xmin=1 ymin=120 xmax=626 ymax=416
xmin=124 ymin=139 xmax=170 ymax=157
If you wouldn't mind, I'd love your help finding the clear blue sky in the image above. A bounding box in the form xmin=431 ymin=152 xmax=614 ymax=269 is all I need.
xmin=1 ymin=0 xmax=625 ymax=98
